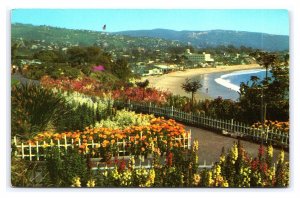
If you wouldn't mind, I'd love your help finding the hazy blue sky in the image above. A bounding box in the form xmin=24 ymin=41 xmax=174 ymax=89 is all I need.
xmin=11 ymin=9 xmax=289 ymax=35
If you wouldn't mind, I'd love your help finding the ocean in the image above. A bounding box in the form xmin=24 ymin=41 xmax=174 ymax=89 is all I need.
xmin=195 ymin=69 xmax=269 ymax=101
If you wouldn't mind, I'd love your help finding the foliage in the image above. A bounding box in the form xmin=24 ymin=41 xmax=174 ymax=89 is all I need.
xmin=11 ymin=83 xmax=68 ymax=138
xmin=11 ymin=156 xmax=48 ymax=187
xmin=111 ymin=58 xmax=132 ymax=81
xmin=11 ymin=77 xmax=20 ymax=87
xmin=135 ymin=79 xmax=149 ymax=89
xmin=239 ymin=52 xmax=289 ymax=123
xmin=215 ymin=142 xmax=289 ymax=187
xmin=90 ymin=71 xmax=119 ymax=85
xmin=112 ymin=87 xmax=171 ymax=104
xmin=12 ymin=134 xmax=289 ymax=187
xmin=50 ymin=89 xmax=114 ymax=131
xmin=45 ymin=147 xmax=89 ymax=187
xmin=198 ymin=97 xmax=241 ymax=119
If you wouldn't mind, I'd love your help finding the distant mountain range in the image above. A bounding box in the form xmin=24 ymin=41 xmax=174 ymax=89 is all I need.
xmin=117 ymin=29 xmax=289 ymax=51
xmin=11 ymin=23 xmax=289 ymax=52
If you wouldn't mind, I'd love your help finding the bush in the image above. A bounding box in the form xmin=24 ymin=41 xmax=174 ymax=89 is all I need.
xmin=11 ymin=83 xmax=68 ymax=138
xmin=46 ymin=147 xmax=89 ymax=187
xmin=94 ymin=109 xmax=154 ymax=129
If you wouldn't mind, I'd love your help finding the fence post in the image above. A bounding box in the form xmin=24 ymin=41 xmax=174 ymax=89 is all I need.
xmin=29 ymin=143 xmax=32 ymax=161
xmin=265 ymin=126 xmax=269 ymax=144
xmin=171 ymin=106 xmax=174 ymax=117
xmin=188 ymin=129 xmax=191 ymax=149
xmin=71 ymin=139 xmax=74 ymax=149
xmin=64 ymin=135 xmax=68 ymax=150
xmin=58 ymin=139 xmax=61 ymax=152
xmin=21 ymin=143 xmax=24 ymax=159
xmin=13 ymin=136 xmax=17 ymax=145
xmin=230 ymin=119 xmax=234 ymax=132
xmin=36 ymin=141 xmax=39 ymax=161
xmin=149 ymin=102 xmax=151 ymax=114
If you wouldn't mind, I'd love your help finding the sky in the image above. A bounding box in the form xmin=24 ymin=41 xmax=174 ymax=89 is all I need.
xmin=11 ymin=9 xmax=289 ymax=35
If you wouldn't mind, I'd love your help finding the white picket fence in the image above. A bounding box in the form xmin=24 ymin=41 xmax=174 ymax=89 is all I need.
xmin=12 ymin=130 xmax=191 ymax=161
xmin=114 ymin=100 xmax=289 ymax=148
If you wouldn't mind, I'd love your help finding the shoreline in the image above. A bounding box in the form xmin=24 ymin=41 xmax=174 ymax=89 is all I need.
xmin=142 ymin=64 xmax=261 ymax=100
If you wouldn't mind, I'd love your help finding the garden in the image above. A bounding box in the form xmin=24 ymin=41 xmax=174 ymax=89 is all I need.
xmin=11 ymin=50 xmax=289 ymax=188
xmin=11 ymin=80 xmax=289 ymax=187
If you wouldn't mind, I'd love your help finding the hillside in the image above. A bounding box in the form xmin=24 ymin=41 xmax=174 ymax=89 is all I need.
xmin=117 ymin=29 xmax=289 ymax=51
xmin=11 ymin=23 xmax=184 ymax=51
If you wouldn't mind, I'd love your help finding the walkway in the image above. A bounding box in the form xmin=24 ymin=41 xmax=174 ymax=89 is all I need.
xmin=186 ymin=125 xmax=289 ymax=164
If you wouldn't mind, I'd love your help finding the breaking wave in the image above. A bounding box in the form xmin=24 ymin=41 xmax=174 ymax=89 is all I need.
xmin=214 ymin=69 xmax=265 ymax=92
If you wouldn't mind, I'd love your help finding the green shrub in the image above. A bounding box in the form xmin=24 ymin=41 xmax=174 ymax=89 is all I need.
xmin=46 ymin=147 xmax=89 ymax=187
xmin=11 ymin=83 xmax=68 ymax=138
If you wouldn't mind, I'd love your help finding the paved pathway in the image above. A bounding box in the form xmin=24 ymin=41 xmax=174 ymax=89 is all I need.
xmin=11 ymin=73 xmax=40 ymax=85
xmin=186 ymin=125 xmax=289 ymax=164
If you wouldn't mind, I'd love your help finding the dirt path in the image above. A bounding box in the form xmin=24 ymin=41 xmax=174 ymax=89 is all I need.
xmin=185 ymin=125 xmax=289 ymax=164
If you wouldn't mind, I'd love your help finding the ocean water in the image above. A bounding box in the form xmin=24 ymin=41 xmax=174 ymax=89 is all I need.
xmin=195 ymin=69 xmax=269 ymax=101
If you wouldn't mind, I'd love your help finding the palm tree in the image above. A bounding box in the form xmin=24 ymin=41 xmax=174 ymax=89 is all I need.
xmin=181 ymin=78 xmax=202 ymax=108
xmin=250 ymin=75 xmax=260 ymax=87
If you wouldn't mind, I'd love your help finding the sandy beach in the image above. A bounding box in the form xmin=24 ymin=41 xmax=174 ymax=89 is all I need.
xmin=142 ymin=64 xmax=261 ymax=100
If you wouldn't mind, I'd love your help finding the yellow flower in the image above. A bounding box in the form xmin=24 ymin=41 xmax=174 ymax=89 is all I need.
xmin=193 ymin=174 xmax=201 ymax=186
xmin=215 ymin=164 xmax=221 ymax=176
xmin=87 ymin=179 xmax=96 ymax=187
xmin=230 ymin=143 xmax=238 ymax=164
xmin=279 ymin=150 xmax=285 ymax=163
xmin=267 ymin=145 xmax=273 ymax=158
xmin=71 ymin=176 xmax=81 ymax=187
xmin=193 ymin=140 xmax=199 ymax=152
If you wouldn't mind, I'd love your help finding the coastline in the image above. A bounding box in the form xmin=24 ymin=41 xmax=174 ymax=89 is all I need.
xmin=142 ymin=64 xmax=261 ymax=100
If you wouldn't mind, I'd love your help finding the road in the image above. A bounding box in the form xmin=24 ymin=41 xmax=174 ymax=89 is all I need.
xmin=186 ymin=125 xmax=289 ymax=164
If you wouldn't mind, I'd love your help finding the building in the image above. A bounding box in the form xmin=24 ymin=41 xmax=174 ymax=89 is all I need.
xmin=183 ymin=49 xmax=214 ymax=66
xmin=154 ymin=64 xmax=175 ymax=73
xmin=133 ymin=65 xmax=163 ymax=76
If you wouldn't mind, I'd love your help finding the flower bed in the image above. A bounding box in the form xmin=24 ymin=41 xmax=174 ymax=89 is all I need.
xmin=40 ymin=75 xmax=171 ymax=104
xmin=251 ymin=120 xmax=289 ymax=133
xmin=13 ymin=117 xmax=191 ymax=161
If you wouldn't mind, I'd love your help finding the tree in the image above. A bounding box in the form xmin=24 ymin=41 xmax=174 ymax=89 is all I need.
xmin=239 ymin=52 xmax=289 ymax=123
xmin=135 ymin=79 xmax=149 ymax=89
xmin=33 ymin=50 xmax=59 ymax=63
xmin=67 ymin=46 xmax=88 ymax=66
xmin=111 ymin=58 xmax=132 ymax=81
xmin=86 ymin=46 xmax=102 ymax=63
xmin=181 ymin=78 xmax=202 ymax=108
xmin=251 ymin=51 xmax=277 ymax=80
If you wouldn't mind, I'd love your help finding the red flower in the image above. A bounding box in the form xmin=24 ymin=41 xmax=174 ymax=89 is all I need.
xmin=166 ymin=152 xmax=173 ymax=167
xmin=118 ymin=159 xmax=126 ymax=172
